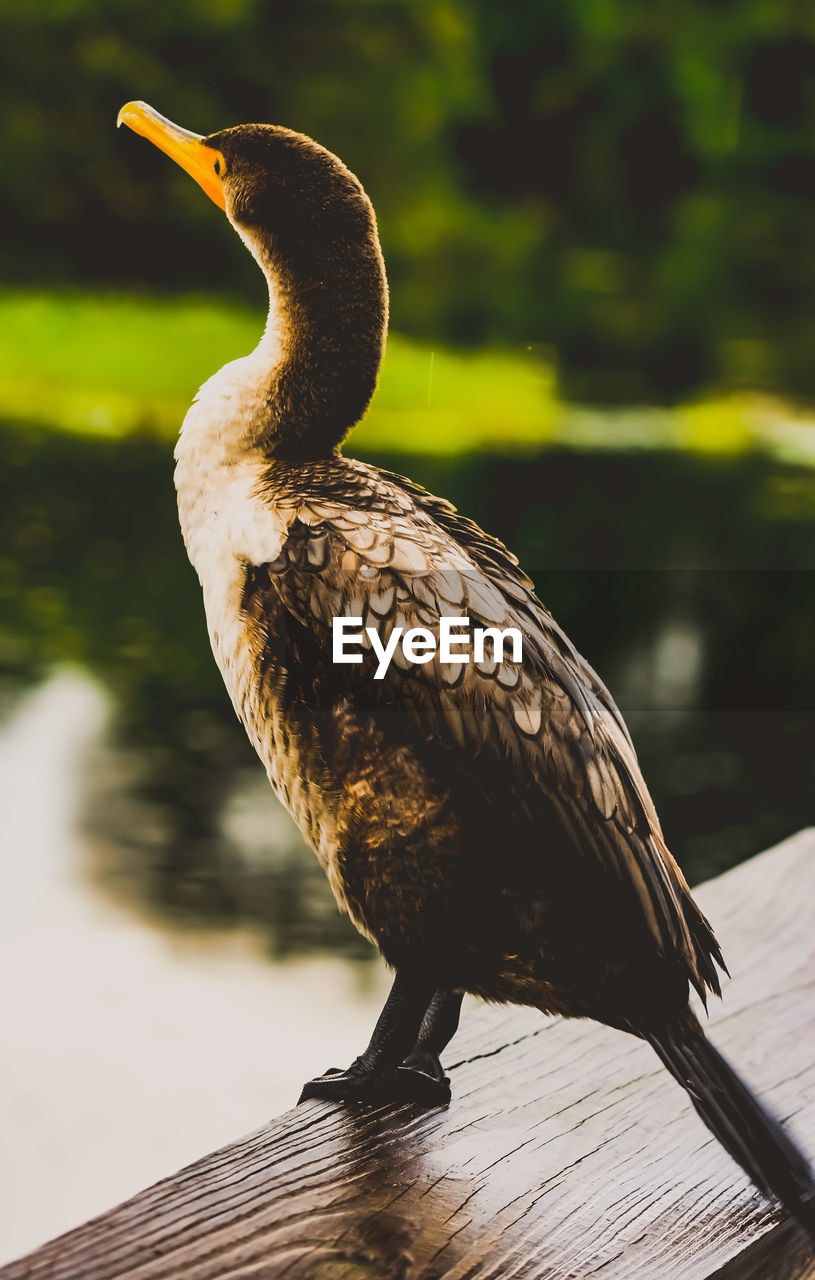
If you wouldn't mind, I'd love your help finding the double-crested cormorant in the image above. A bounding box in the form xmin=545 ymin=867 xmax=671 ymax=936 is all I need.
xmin=118 ymin=101 xmax=815 ymax=1240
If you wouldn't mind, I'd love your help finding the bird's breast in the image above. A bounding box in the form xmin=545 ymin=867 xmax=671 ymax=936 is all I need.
xmin=174 ymin=440 xmax=351 ymax=897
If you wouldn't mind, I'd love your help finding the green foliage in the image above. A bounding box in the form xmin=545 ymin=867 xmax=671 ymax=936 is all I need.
xmin=2 ymin=1 xmax=815 ymax=401
xmin=0 ymin=289 xmax=556 ymax=451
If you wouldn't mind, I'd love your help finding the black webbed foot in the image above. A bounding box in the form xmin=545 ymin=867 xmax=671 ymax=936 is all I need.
xmin=298 ymin=1065 xmax=389 ymax=1104
xmin=298 ymin=1060 xmax=450 ymax=1106
xmin=296 ymin=975 xmax=459 ymax=1108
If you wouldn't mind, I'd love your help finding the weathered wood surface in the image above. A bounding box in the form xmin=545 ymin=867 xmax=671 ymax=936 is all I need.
xmin=4 ymin=830 xmax=815 ymax=1280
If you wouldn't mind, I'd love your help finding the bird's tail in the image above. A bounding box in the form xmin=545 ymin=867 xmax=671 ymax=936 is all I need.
xmin=646 ymin=1013 xmax=815 ymax=1242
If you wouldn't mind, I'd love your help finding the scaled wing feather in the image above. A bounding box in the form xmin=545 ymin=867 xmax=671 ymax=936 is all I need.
xmin=255 ymin=459 xmax=724 ymax=999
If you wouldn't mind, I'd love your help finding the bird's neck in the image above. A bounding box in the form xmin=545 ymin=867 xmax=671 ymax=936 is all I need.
xmin=233 ymin=228 xmax=388 ymax=461
xmin=175 ymin=225 xmax=387 ymax=555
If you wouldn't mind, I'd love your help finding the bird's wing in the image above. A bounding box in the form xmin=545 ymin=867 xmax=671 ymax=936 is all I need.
xmin=254 ymin=460 xmax=724 ymax=1000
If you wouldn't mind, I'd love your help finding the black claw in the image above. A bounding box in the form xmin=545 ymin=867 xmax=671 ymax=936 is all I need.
xmin=296 ymin=1065 xmax=346 ymax=1103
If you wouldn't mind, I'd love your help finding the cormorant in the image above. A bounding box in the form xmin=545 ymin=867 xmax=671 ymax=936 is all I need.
xmin=117 ymin=101 xmax=815 ymax=1240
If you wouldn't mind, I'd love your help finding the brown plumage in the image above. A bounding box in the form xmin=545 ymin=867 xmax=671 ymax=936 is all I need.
xmin=118 ymin=101 xmax=815 ymax=1243
xmin=244 ymin=455 xmax=722 ymax=1029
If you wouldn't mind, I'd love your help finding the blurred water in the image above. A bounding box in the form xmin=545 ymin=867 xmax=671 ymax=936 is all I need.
xmin=0 ymin=422 xmax=813 ymax=1261
xmin=0 ymin=670 xmax=389 ymax=1264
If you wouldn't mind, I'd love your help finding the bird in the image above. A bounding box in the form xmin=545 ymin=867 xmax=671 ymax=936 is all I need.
xmin=117 ymin=100 xmax=815 ymax=1241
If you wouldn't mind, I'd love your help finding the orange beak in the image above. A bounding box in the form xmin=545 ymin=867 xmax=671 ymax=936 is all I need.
xmin=117 ymin=101 xmax=226 ymax=211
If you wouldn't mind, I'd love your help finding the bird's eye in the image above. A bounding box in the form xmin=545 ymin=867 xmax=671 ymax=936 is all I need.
xmin=213 ymin=154 xmax=226 ymax=177
xmin=214 ymin=158 xmax=222 ymax=175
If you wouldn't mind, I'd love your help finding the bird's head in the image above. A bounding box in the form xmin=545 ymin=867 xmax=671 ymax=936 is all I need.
xmin=118 ymin=102 xmax=378 ymax=272
xmin=117 ymin=102 xmax=388 ymax=455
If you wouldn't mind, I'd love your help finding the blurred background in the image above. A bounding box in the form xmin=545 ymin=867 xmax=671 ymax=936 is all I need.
xmin=1 ymin=0 xmax=814 ymax=1263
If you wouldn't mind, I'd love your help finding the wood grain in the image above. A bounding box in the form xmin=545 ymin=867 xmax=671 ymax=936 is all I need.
xmin=4 ymin=830 xmax=815 ymax=1280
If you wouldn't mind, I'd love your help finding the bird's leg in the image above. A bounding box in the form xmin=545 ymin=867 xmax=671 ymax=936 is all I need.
xmin=298 ymin=970 xmax=447 ymax=1105
xmin=399 ymin=989 xmax=463 ymax=1097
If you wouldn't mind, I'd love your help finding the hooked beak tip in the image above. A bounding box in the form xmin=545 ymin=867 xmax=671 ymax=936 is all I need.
xmin=117 ymin=101 xmax=145 ymax=130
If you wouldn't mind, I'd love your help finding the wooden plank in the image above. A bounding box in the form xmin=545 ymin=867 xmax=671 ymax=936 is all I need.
xmin=3 ymin=829 xmax=815 ymax=1280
